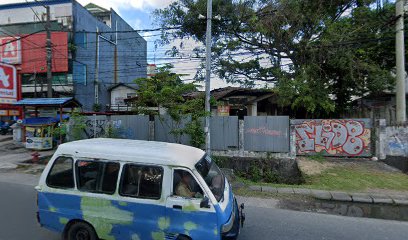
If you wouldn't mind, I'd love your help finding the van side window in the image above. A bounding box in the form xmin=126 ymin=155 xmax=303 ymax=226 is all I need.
xmin=46 ymin=157 xmax=74 ymax=189
xmin=173 ymin=170 xmax=204 ymax=199
xmin=76 ymin=160 xmax=120 ymax=194
xmin=120 ymin=164 xmax=163 ymax=200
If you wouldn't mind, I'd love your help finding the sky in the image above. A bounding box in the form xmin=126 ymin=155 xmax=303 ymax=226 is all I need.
xmin=2 ymin=0 xmax=230 ymax=90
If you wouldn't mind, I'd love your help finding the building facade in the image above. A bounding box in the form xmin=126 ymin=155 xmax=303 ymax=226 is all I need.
xmin=0 ymin=0 xmax=146 ymax=113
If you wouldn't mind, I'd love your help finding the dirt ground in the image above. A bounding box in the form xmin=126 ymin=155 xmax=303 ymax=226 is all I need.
xmin=297 ymin=157 xmax=402 ymax=176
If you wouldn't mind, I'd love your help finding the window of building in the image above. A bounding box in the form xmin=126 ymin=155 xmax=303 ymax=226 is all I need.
xmin=76 ymin=160 xmax=120 ymax=194
xmin=126 ymin=93 xmax=137 ymax=99
xmin=46 ymin=156 xmax=74 ymax=189
xmin=120 ymin=164 xmax=163 ymax=200
xmin=73 ymin=62 xmax=87 ymax=85
xmin=75 ymin=32 xmax=87 ymax=48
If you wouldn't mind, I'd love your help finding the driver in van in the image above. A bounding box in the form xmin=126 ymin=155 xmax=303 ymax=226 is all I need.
xmin=176 ymin=171 xmax=202 ymax=198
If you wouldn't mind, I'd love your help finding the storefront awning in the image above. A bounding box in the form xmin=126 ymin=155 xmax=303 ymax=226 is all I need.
xmin=13 ymin=97 xmax=82 ymax=108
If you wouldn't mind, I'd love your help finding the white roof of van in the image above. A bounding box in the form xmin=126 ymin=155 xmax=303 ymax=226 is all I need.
xmin=56 ymin=138 xmax=205 ymax=168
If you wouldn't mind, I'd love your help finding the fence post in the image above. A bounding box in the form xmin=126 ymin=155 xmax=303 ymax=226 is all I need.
xmin=149 ymin=120 xmax=155 ymax=141
xmin=289 ymin=120 xmax=297 ymax=159
xmin=238 ymin=120 xmax=244 ymax=157
xmin=93 ymin=114 xmax=96 ymax=138
xmin=375 ymin=119 xmax=387 ymax=160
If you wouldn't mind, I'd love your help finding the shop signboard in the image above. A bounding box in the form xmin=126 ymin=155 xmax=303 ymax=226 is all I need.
xmin=0 ymin=37 xmax=21 ymax=64
xmin=0 ymin=63 xmax=17 ymax=104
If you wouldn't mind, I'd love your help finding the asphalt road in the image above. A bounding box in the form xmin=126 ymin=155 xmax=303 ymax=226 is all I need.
xmin=1 ymin=181 xmax=408 ymax=240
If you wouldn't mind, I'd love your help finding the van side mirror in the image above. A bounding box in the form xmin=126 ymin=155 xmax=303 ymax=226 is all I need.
xmin=200 ymin=196 xmax=210 ymax=208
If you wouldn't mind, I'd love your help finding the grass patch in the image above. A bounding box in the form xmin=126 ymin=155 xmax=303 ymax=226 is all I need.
xmin=306 ymin=153 xmax=326 ymax=163
xmin=304 ymin=166 xmax=408 ymax=192
xmin=238 ymin=165 xmax=408 ymax=192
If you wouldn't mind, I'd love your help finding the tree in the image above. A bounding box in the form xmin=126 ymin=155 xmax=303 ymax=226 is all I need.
xmin=133 ymin=64 xmax=207 ymax=147
xmin=154 ymin=0 xmax=397 ymax=116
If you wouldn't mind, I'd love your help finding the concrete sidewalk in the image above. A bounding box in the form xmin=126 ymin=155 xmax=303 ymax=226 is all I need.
xmin=0 ymin=137 xmax=55 ymax=170
xmin=248 ymin=185 xmax=408 ymax=205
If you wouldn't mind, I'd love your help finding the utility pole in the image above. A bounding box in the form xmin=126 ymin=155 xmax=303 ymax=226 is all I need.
xmin=95 ymin=28 xmax=99 ymax=106
xmin=45 ymin=5 xmax=52 ymax=98
xmin=204 ymin=0 xmax=213 ymax=154
xmin=396 ymin=0 xmax=406 ymax=123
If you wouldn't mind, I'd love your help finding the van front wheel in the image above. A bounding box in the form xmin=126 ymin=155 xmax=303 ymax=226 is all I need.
xmin=176 ymin=235 xmax=191 ymax=240
xmin=67 ymin=222 xmax=98 ymax=240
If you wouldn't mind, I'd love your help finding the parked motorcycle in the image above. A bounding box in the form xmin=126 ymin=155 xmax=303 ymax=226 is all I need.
xmin=0 ymin=121 xmax=14 ymax=135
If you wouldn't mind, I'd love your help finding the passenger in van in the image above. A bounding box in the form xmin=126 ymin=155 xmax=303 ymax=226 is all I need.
xmin=175 ymin=171 xmax=202 ymax=198
xmin=101 ymin=163 xmax=120 ymax=193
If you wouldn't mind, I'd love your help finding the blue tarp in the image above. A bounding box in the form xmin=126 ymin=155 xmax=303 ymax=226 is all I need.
xmin=14 ymin=98 xmax=74 ymax=106
xmin=23 ymin=117 xmax=58 ymax=126
xmin=56 ymin=114 xmax=70 ymax=121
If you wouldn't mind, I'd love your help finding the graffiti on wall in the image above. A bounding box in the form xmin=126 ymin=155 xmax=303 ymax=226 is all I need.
xmin=84 ymin=119 xmax=107 ymax=138
xmin=386 ymin=126 xmax=408 ymax=157
xmin=293 ymin=119 xmax=371 ymax=156
xmin=246 ymin=127 xmax=283 ymax=137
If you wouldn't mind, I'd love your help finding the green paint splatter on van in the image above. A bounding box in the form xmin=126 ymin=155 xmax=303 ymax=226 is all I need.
xmin=214 ymin=227 xmax=218 ymax=235
xmin=81 ymin=196 xmax=133 ymax=240
xmin=152 ymin=216 xmax=170 ymax=239
xmin=118 ymin=201 xmax=127 ymax=206
xmin=131 ymin=234 xmax=140 ymax=240
xmin=49 ymin=206 xmax=57 ymax=212
xmin=184 ymin=221 xmax=198 ymax=235
xmin=59 ymin=217 xmax=69 ymax=225
xmin=158 ymin=217 xmax=170 ymax=230
xmin=182 ymin=203 xmax=198 ymax=212
xmin=151 ymin=231 xmax=165 ymax=240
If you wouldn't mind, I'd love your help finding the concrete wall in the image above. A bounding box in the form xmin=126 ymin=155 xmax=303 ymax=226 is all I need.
xmin=379 ymin=124 xmax=408 ymax=172
xmin=385 ymin=125 xmax=408 ymax=157
xmin=72 ymin=1 xmax=146 ymax=111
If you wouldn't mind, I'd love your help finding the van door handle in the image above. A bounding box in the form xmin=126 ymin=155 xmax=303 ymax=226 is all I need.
xmin=173 ymin=205 xmax=182 ymax=210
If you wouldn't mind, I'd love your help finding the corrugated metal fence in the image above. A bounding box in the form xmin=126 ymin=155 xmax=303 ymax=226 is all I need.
xmin=210 ymin=116 xmax=239 ymax=151
xmin=73 ymin=115 xmax=291 ymax=153
xmin=154 ymin=115 xmax=191 ymax=145
xmin=244 ymin=116 xmax=290 ymax=152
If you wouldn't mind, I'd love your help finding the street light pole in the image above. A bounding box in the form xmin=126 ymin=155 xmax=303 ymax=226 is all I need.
xmin=205 ymin=0 xmax=213 ymax=154
xmin=396 ymin=0 xmax=406 ymax=123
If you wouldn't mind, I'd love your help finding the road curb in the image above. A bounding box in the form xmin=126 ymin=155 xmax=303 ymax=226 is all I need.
xmin=249 ymin=184 xmax=408 ymax=205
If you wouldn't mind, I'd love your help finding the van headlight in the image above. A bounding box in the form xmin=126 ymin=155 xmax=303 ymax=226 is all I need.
xmin=221 ymin=207 xmax=235 ymax=233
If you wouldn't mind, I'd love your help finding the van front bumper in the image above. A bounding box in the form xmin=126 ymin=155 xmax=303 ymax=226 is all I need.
xmin=222 ymin=198 xmax=245 ymax=240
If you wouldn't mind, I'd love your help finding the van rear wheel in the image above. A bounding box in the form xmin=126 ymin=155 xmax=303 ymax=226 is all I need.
xmin=66 ymin=222 xmax=98 ymax=240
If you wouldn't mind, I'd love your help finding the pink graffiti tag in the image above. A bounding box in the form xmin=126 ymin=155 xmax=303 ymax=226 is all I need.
xmin=246 ymin=127 xmax=282 ymax=136
xmin=295 ymin=120 xmax=368 ymax=155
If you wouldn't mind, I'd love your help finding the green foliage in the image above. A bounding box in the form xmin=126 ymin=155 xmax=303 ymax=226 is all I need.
xmin=235 ymin=160 xmax=283 ymax=183
xmin=307 ymin=152 xmax=326 ymax=163
xmin=212 ymin=155 xmax=229 ymax=168
xmin=133 ymin=64 xmax=206 ymax=147
xmin=69 ymin=109 xmax=87 ymax=141
xmin=103 ymin=122 xmax=122 ymax=139
xmin=154 ymin=0 xmax=397 ymax=116
xmin=52 ymin=122 xmax=67 ymax=143
xmin=92 ymin=103 xmax=101 ymax=112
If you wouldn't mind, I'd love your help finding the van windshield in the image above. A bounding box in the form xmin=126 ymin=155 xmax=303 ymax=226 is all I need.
xmin=195 ymin=155 xmax=225 ymax=202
